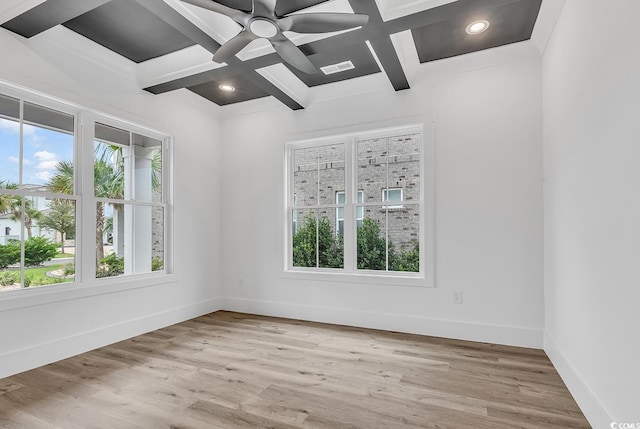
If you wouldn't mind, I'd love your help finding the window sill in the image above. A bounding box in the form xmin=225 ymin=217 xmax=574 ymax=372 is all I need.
xmin=282 ymin=269 xmax=432 ymax=288
xmin=0 ymin=272 xmax=179 ymax=312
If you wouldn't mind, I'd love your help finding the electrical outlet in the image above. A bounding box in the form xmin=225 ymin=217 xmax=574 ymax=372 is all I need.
xmin=453 ymin=292 xmax=463 ymax=304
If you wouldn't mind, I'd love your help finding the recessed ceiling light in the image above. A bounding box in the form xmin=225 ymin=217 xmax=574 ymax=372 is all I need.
xmin=466 ymin=20 xmax=490 ymax=35
xmin=320 ymin=61 xmax=356 ymax=75
xmin=218 ymin=84 xmax=236 ymax=92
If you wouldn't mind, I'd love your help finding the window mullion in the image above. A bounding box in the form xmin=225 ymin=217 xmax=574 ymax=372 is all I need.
xmin=79 ymin=113 xmax=97 ymax=282
xmin=343 ymin=137 xmax=355 ymax=272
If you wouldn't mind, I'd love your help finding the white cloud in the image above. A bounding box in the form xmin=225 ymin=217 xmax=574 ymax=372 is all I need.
xmin=8 ymin=156 xmax=19 ymax=163
xmin=35 ymin=171 xmax=52 ymax=181
xmin=34 ymin=151 xmax=56 ymax=161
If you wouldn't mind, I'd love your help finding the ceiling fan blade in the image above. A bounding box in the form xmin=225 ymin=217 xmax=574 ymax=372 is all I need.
xmin=213 ymin=29 xmax=256 ymax=63
xmin=279 ymin=13 xmax=369 ymax=33
xmin=271 ymin=36 xmax=317 ymax=74
xmin=252 ymin=0 xmax=277 ymax=17
xmin=179 ymin=0 xmax=246 ymax=22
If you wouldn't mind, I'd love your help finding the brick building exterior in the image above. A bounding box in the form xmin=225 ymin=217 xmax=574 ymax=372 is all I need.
xmin=292 ymin=131 xmax=421 ymax=253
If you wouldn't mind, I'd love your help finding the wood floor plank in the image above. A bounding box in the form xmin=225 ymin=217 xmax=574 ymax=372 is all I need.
xmin=0 ymin=311 xmax=591 ymax=428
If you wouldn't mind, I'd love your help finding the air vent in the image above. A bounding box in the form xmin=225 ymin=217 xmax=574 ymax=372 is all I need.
xmin=320 ymin=60 xmax=355 ymax=75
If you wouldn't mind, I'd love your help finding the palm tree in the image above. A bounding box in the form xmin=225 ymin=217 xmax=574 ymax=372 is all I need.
xmin=47 ymin=142 xmax=160 ymax=265
xmin=0 ymin=180 xmax=18 ymax=214
xmin=47 ymin=157 xmax=122 ymax=263
xmin=10 ymin=201 xmax=42 ymax=238
xmin=0 ymin=181 xmax=41 ymax=238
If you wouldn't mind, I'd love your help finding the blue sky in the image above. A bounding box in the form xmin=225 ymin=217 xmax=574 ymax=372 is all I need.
xmin=0 ymin=118 xmax=74 ymax=186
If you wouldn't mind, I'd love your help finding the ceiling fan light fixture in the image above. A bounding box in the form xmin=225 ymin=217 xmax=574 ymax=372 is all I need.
xmin=466 ymin=19 xmax=490 ymax=35
xmin=249 ymin=18 xmax=279 ymax=38
xmin=218 ymin=84 xmax=236 ymax=92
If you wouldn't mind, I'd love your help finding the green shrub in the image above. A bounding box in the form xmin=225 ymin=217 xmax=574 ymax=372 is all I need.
xmin=152 ymin=257 xmax=164 ymax=271
xmin=292 ymin=212 xmax=343 ymax=268
xmin=356 ymin=217 xmax=390 ymax=271
xmin=23 ymin=236 xmax=58 ymax=267
xmin=390 ymin=243 xmax=419 ymax=272
xmin=0 ymin=271 xmax=19 ymax=286
xmin=97 ymin=253 xmax=124 ymax=278
xmin=23 ymin=274 xmax=32 ymax=287
xmin=63 ymin=263 xmax=75 ymax=276
xmin=0 ymin=241 xmax=20 ymax=269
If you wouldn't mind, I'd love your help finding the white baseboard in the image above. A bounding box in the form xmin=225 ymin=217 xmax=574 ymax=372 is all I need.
xmin=221 ymin=297 xmax=543 ymax=349
xmin=544 ymin=331 xmax=612 ymax=428
xmin=0 ymin=297 xmax=223 ymax=379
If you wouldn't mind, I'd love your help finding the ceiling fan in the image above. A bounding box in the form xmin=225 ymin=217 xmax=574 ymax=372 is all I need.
xmin=179 ymin=0 xmax=369 ymax=74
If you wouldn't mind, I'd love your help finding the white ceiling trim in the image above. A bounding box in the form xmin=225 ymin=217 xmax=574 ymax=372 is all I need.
xmin=374 ymin=0 xmax=457 ymax=22
xmin=0 ymin=0 xmax=46 ymax=24
xmin=256 ymin=63 xmax=309 ymax=107
xmin=390 ymin=30 xmax=421 ymax=87
xmin=137 ymin=45 xmax=225 ymax=89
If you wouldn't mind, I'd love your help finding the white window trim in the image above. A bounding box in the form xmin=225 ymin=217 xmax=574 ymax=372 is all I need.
xmin=284 ymin=123 xmax=435 ymax=287
xmin=0 ymin=79 xmax=175 ymax=300
xmin=382 ymin=187 xmax=403 ymax=209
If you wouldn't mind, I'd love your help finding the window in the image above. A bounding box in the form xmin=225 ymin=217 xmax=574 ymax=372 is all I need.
xmin=0 ymin=93 xmax=77 ymax=290
xmin=382 ymin=188 xmax=403 ymax=209
xmin=0 ymin=83 xmax=172 ymax=293
xmin=94 ymin=122 xmax=167 ymax=278
xmin=287 ymin=125 xmax=424 ymax=276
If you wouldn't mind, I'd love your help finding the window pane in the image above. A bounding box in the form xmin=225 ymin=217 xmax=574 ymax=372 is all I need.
xmin=132 ymin=133 xmax=162 ymax=203
xmin=292 ymin=208 xmax=343 ymax=269
xmin=318 ymin=207 xmax=342 ymax=268
xmin=388 ymin=133 xmax=420 ymax=203
xmin=294 ymin=147 xmax=319 ymax=207
xmin=94 ymin=141 xmax=125 ymax=199
xmin=0 ymin=117 xmax=20 ymax=185
xmin=34 ymin=199 xmax=76 ymax=285
xmin=388 ymin=204 xmax=419 ymax=273
xmin=97 ymin=202 xmax=125 ymax=278
xmin=152 ymin=206 xmax=164 ymax=272
xmin=357 ymin=137 xmax=388 ymax=204
xmin=98 ymin=202 xmax=163 ymax=277
xmin=20 ymin=104 xmax=74 ymax=193
xmin=357 ymin=209 xmax=388 ymax=271
xmin=0 ymin=193 xmax=21 ymax=291
xmin=292 ymin=208 xmax=317 ymax=268
xmin=318 ymin=144 xmax=344 ymax=206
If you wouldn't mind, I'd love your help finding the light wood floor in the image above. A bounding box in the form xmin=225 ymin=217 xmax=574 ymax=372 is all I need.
xmin=0 ymin=311 xmax=590 ymax=428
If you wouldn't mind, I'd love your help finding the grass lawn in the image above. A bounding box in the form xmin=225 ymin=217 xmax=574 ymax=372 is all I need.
xmin=53 ymin=252 xmax=74 ymax=259
xmin=24 ymin=264 xmax=73 ymax=286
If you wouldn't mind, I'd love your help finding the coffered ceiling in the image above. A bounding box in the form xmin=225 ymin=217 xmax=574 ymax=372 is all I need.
xmin=1 ymin=0 xmax=549 ymax=110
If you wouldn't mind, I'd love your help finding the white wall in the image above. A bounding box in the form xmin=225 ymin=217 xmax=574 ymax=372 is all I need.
xmin=220 ymin=43 xmax=544 ymax=348
xmin=543 ymin=0 xmax=640 ymax=425
xmin=0 ymin=26 xmax=223 ymax=378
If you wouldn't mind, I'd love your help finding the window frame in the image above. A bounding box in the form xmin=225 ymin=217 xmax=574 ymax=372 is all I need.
xmin=284 ymin=123 xmax=434 ymax=287
xmin=0 ymin=80 xmax=174 ymax=299
xmin=88 ymin=114 xmax=173 ymax=280
xmin=0 ymin=88 xmax=80 ymax=290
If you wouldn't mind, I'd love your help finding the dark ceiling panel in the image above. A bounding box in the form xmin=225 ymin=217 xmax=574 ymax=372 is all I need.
xmin=1 ymin=0 xmax=111 ymax=38
xmin=286 ymin=42 xmax=380 ymax=87
xmin=212 ymin=0 xmax=328 ymax=16
xmin=411 ymin=0 xmax=541 ymax=64
xmin=188 ymin=73 xmax=271 ymax=106
xmin=63 ymin=0 xmax=196 ymax=63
